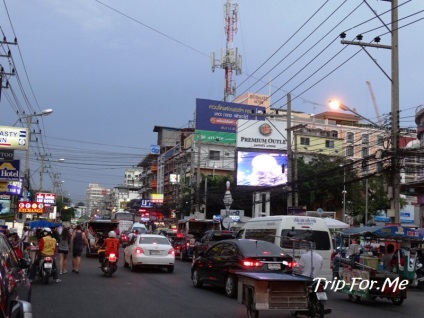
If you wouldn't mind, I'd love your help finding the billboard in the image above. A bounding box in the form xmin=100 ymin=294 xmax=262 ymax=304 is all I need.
xmin=236 ymin=149 xmax=288 ymax=187
xmin=195 ymin=98 xmax=265 ymax=133
xmin=0 ymin=179 xmax=23 ymax=195
xmin=0 ymin=126 xmax=28 ymax=150
xmin=237 ymin=118 xmax=287 ymax=150
xmin=0 ymin=195 xmax=11 ymax=215
xmin=0 ymin=160 xmax=20 ymax=181
xmin=18 ymin=201 xmax=44 ymax=213
xmin=36 ymin=192 xmax=56 ymax=205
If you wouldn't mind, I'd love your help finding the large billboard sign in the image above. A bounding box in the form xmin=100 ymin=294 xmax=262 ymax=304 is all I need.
xmin=237 ymin=119 xmax=287 ymax=150
xmin=18 ymin=201 xmax=44 ymax=213
xmin=0 ymin=126 xmax=28 ymax=150
xmin=195 ymin=98 xmax=265 ymax=133
xmin=0 ymin=160 xmax=20 ymax=181
xmin=236 ymin=149 xmax=288 ymax=187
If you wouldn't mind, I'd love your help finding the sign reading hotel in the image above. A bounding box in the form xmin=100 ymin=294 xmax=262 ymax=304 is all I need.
xmin=0 ymin=126 xmax=29 ymax=150
xmin=18 ymin=201 xmax=44 ymax=213
xmin=0 ymin=160 xmax=21 ymax=181
xmin=237 ymin=119 xmax=288 ymax=150
xmin=36 ymin=192 xmax=56 ymax=205
xmin=195 ymin=98 xmax=265 ymax=133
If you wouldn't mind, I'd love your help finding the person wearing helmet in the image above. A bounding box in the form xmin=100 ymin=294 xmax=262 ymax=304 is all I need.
xmin=29 ymin=227 xmax=61 ymax=283
xmin=98 ymin=231 xmax=119 ymax=267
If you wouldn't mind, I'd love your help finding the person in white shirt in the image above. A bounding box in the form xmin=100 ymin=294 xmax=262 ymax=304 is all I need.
xmin=298 ymin=249 xmax=323 ymax=278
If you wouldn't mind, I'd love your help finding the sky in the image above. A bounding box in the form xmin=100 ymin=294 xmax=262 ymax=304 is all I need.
xmin=0 ymin=0 xmax=422 ymax=204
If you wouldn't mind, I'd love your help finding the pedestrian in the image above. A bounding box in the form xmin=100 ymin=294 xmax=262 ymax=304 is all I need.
xmin=381 ymin=243 xmax=395 ymax=272
xmin=58 ymin=227 xmax=71 ymax=274
xmin=297 ymin=245 xmax=323 ymax=278
xmin=70 ymin=224 xmax=88 ymax=274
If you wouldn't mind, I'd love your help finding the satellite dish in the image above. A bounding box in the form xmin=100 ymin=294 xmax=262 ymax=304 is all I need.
xmin=222 ymin=217 xmax=233 ymax=229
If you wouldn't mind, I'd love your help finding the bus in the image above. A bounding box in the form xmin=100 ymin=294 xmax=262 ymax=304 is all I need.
xmin=112 ymin=211 xmax=135 ymax=234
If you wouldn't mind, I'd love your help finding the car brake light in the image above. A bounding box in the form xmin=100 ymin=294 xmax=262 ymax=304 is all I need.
xmin=287 ymin=261 xmax=297 ymax=268
xmin=186 ymin=242 xmax=190 ymax=247
xmin=135 ymin=247 xmax=144 ymax=254
xmin=242 ymin=259 xmax=262 ymax=267
xmin=168 ymin=248 xmax=175 ymax=255
xmin=44 ymin=257 xmax=52 ymax=262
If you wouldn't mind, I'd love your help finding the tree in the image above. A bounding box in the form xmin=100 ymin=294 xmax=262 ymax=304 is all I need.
xmin=60 ymin=206 xmax=75 ymax=222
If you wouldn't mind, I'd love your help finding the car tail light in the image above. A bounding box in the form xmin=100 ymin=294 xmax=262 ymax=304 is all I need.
xmin=44 ymin=257 xmax=52 ymax=262
xmin=108 ymin=253 xmax=117 ymax=262
xmin=135 ymin=247 xmax=144 ymax=254
xmin=168 ymin=248 xmax=175 ymax=255
xmin=287 ymin=261 xmax=297 ymax=269
xmin=241 ymin=259 xmax=262 ymax=267
xmin=186 ymin=242 xmax=190 ymax=247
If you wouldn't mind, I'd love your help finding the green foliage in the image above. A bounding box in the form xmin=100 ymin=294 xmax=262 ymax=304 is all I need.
xmin=60 ymin=207 xmax=75 ymax=222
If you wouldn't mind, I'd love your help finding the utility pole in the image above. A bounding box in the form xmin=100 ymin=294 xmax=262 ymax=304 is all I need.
xmin=211 ymin=0 xmax=242 ymax=101
xmin=0 ymin=36 xmax=17 ymax=101
xmin=196 ymin=131 xmax=201 ymax=212
xmin=340 ymin=0 xmax=400 ymax=223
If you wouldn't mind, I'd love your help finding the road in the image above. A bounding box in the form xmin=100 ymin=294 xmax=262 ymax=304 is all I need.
xmin=31 ymin=248 xmax=423 ymax=318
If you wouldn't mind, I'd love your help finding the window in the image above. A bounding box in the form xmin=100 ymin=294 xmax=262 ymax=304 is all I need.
xmin=300 ymin=137 xmax=310 ymax=146
xmin=361 ymin=147 xmax=369 ymax=158
xmin=376 ymin=135 xmax=384 ymax=146
xmin=346 ymin=132 xmax=354 ymax=143
xmin=362 ymin=134 xmax=369 ymax=144
xmin=331 ymin=130 xmax=338 ymax=138
xmin=325 ymin=140 xmax=335 ymax=148
xmin=376 ymin=162 xmax=383 ymax=173
xmin=209 ymin=150 xmax=220 ymax=160
xmin=346 ymin=146 xmax=354 ymax=157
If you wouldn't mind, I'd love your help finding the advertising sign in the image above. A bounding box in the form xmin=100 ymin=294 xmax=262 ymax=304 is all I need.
xmin=36 ymin=193 xmax=56 ymax=205
xmin=0 ymin=195 xmax=11 ymax=215
xmin=0 ymin=126 xmax=28 ymax=150
xmin=194 ymin=130 xmax=236 ymax=145
xmin=195 ymin=98 xmax=265 ymax=133
xmin=0 ymin=149 xmax=14 ymax=161
xmin=237 ymin=118 xmax=287 ymax=150
xmin=18 ymin=201 xmax=44 ymax=213
xmin=0 ymin=160 xmax=20 ymax=181
xmin=0 ymin=179 xmax=23 ymax=195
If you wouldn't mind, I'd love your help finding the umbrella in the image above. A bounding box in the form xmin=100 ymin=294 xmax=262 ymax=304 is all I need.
xmin=26 ymin=220 xmax=62 ymax=229
xmin=323 ymin=217 xmax=349 ymax=229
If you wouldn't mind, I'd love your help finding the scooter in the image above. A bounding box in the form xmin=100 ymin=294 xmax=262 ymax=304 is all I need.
xmin=38 ymin=256 xmax=54 ymax=284
xmin=99 ymin=249 xmax=117 ymax=277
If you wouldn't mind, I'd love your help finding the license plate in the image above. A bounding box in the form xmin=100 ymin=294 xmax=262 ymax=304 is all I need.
xmin=150 ymin=250 xmax=161 ymax=255
xmin=44 ymin=263 xmax=52 ymax=269
xmin=316 ymin=292 xmax=327 ymax=300
xmin=268 ymin=263 xmax=281 ymax=270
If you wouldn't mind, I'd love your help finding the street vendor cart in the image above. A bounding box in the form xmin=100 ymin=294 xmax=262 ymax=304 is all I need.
xmin=236 ymin=272 xmax=331 ymax=318
xmin=334 ymin=225 xmax=423 ymax=305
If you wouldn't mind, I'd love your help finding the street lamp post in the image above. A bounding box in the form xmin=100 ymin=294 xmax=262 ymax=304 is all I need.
xmin=21 ymin=109 xmax=53 ymax=202
xmin=340 ymin=164 xmax=347 ymax=224
xmin=223 ymin=181 xmax=233 ymax=217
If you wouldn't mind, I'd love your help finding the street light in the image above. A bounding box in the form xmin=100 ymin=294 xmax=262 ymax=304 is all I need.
xmin=329 ymin=100 xmax=382 ymax=128
xmin=21 ymin=109 xmax=54 ymax=202
xmin=223 ymin=181 xmax=233 ymax=217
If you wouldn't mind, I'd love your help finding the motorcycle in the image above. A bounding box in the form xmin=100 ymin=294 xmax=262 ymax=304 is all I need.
xmin=38 ymin=256 xmax=54 ymax=284
xmin=99 ymin=250 xmax=117 ymax=277
xmin=411 ymin=257 xmax=424 ymax=288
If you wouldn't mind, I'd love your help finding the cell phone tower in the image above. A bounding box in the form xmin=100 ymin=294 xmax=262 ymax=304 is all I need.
xmin=211 ymin=0 xmax=242 ymax=102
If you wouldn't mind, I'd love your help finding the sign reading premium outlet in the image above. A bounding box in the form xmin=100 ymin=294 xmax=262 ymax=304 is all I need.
xmin=237 ymin=119 xmax=287 ymax=150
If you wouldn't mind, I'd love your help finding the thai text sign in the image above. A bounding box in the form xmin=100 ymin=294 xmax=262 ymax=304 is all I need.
xmin=36 ymin=192 xmax=56 ymax=205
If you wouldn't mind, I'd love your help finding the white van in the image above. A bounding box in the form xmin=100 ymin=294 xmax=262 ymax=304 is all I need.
xmin=130 ymin=222 xmax=147 ymax=234
xmin=237 ymin=215 xmax=333 ymax=279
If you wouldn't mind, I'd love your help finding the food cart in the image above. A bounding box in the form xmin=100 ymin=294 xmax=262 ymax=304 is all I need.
xmin=334 ymin=225 xmax=423 ymax=305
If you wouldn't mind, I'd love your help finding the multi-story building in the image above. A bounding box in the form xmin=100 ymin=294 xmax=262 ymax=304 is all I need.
xmin=85 ymin=183 xmax=111 ymax=217
xmin=112 ymin=167 xmax=143 ymax=212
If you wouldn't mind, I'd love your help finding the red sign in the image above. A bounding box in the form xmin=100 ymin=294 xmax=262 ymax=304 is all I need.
xmin=18 ymin=201 xmax=44 ymax=213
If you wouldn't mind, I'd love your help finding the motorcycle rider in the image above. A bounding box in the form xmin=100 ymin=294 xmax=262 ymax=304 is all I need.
xmin=29 ymin=227 xmax=61 ymax=283
xmin=99 ymin=231 xmax=120 ymax=269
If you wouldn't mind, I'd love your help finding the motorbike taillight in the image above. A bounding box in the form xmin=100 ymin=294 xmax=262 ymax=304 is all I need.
xmin=108 ymin=253 xmax=117 ymax=262
xmin=44 ymin=257 xmax=52 ymax=262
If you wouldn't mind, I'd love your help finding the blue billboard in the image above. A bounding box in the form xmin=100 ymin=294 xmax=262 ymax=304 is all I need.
xmin=195 ymin=98 xmax=265 ymax=133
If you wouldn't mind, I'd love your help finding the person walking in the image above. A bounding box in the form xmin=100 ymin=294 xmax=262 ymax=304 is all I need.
xmin=70 ymin=225 xmax=88 ymax=274
xmin=58 ymin=227 xmax=71 ymax=274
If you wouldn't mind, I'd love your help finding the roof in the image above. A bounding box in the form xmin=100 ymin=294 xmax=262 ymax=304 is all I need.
xmin=314 ymin=111 xmax=359 ymax=123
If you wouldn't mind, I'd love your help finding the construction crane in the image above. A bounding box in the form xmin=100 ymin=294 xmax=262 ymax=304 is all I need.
xmin=365 ymin=81 xmax=382 ymax=125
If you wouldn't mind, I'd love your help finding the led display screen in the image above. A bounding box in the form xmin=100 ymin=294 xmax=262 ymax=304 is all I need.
xmin=236 ymin=150 xmax=288 ymax=187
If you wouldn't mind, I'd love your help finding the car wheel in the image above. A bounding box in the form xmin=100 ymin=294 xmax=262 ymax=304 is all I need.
xmin=130 ymin=257 xmax=136 ymax=272
xmin=167 ymin=266 xmax=174 ymax=273
xmin=123 ymin=254 xmax=129 ymax=268
xmin=225 ymin=275 xmax=237 ymax=298
xmin=192 ymin=269 xmax=203 ymax=288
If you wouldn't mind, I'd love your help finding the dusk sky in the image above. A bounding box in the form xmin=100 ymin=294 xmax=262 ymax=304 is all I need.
xmin=0 ymin=0 xmax=422 ymax=203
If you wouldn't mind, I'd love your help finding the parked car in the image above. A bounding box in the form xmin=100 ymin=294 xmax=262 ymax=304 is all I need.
xmin=191 ymin=239 xmax=295 ymax=298
xmin=0 ymin=232 xmax=32 ymax=317
xmin=192 ymin=230 xmax=237 ymax=259
xmin=123 ymin=234 xmax=175 ymax=273
xmin=172 ymin=237 xmax=185 ymax=257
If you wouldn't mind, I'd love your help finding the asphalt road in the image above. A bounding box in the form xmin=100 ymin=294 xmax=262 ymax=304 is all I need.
xmin=31 ymin=248 xmax=423 ymax=318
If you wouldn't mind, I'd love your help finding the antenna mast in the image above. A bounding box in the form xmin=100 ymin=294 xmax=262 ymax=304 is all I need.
xmin=211 ymin=0 xmax=242 ymax=102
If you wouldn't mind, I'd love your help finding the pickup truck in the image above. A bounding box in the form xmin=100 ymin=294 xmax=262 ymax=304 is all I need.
xmin=84 ymin=220 xmax=119 ymax=257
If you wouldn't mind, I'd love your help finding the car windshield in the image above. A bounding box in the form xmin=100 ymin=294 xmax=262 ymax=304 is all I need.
xmin=139 ymin=236 xmax=170 ymax=245
xmin=238 ymin=240 xmax=285 ymax=257
xmin=211 ymin=233 xmax=235 ymax=241
xmin=133 ymin=227 xmax=147 ymax=234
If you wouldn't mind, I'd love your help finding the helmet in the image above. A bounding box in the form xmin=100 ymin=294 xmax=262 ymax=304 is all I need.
xmin=42 ymin=227 xmax=52 ymax=236
xmin=108 ymin=231 xmax=116 ymax=238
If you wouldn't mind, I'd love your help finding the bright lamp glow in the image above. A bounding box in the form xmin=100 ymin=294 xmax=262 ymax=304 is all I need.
xmin=329 ymin=100 xmax=341 ymax=110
